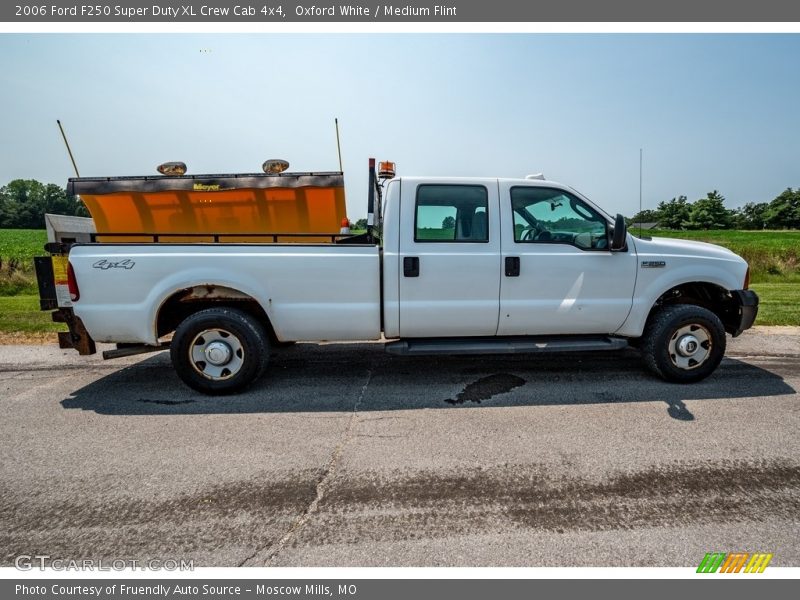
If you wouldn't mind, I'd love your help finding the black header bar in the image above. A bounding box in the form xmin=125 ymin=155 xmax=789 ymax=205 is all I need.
xmin=5 ymin=1 xmax=800 ymax=23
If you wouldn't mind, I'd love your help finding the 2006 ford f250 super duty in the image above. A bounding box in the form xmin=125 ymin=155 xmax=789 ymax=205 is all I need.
xmin=37 ymin=159 xmax=758 ymax=394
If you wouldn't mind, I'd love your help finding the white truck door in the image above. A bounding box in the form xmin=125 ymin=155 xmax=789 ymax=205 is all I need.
xmin=497 ymin=182 xmax=637 ymax=335
xmin=398 ymin=180 xmax=501 ymax=337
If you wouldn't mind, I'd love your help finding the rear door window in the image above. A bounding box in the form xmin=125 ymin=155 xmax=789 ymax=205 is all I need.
xmin=415 ymin=185 xmax=489 ymax=242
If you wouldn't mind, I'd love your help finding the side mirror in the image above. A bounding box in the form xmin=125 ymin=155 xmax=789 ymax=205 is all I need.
xmin=611 ymin=213 xmax=627 ymax=251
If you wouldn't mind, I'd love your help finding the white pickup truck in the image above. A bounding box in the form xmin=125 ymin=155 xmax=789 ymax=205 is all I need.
xmin=37 ymin=159 xmax=758 ymax=394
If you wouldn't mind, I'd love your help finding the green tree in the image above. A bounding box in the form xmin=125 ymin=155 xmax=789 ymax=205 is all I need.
xmin=764 ymin=188 xmax=800 ymax=229
xmin=656 ymin=196 xmax=691 ymax=229
xmin=732 ymin=202 xmax=769 ymax=230
xmin=441 ymin=215 xmax=456 ymax=229
xmin=626 ymin=209 xmax=661 ymax=227
xmin=353 ymin=218 xmax=368 ymax=230
xmin=686 ymin=191 xmax=733 ymax=230
xmin=0 ymin=179 xmax=88 ymax=228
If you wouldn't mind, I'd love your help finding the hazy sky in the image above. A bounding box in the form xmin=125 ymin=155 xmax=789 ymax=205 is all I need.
xmin=1 ymin=34 xmax=798 ymax=218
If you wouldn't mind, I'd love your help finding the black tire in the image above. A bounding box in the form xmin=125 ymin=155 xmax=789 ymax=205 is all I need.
xmin=641 ymin=304 xmax=726 ymax=383
xmin=170 ymin=307 xmax=269 ymax=395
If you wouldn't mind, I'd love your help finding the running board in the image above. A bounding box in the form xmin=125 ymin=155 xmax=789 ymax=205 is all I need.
xmin=385 ymin=336 xmax=629 ymax=356
xmin=102 ymin=342 xmax=170 ymax=360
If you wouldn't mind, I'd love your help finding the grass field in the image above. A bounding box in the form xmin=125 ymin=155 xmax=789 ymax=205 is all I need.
xmin=0 ymin=228 xmax=45 ymax=295
xmin=0 ymin=228 xmax=47 ymax=262
xmin=0 ymin=296 xmax=65 ymax=334
xmin=642 ymin=229 xmax=800 ymax=283
xmin=749 ymin=283 xmax=800 ymax=326
xmin=0 ymin=228 xmax=797 ymax=336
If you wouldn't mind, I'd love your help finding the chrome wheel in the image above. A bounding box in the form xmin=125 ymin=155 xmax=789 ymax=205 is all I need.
xmin=668 ymin=323 xmax=712 ymax=370
xmin=189 ymin=328 xmax=244 ymax=380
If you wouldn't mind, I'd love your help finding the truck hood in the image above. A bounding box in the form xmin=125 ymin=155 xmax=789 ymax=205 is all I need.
xmin=635 ymin=235 xmax=743 ymax=262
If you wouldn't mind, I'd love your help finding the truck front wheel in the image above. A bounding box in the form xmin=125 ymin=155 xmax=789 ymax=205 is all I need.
xmin=641 ymin=304 xmax=726 ymax=383
xmin=171 ymin=307 xmax=269 ymax=395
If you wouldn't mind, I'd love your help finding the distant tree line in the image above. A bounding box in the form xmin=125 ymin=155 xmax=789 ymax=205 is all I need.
xmin=628 ymin=188 xmax=800 ymax=230
xmin=0 ymin=179 xmax=88 ymax=228
xmin=3 ymin=178 xmax=798 ymax=231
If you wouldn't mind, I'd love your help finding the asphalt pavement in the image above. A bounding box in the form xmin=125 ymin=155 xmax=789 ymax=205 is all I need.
xmin=1 ymin=328 xmax=798 ymax=567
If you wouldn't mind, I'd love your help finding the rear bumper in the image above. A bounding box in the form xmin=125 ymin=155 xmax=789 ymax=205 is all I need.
xmin=35 ymin=253 xmax=97 ymax=355
xmin=729 ymin=289 xmax=759 ymax=337
xmin=52 ymin=308 xmax=97 ymax=355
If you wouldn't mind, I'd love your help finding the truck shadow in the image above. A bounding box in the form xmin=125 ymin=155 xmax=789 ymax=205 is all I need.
xmin=60 ymin=343 xmax=797 ymax=420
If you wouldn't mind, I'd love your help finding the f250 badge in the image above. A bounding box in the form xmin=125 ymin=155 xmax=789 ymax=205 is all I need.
xmin=93 ymin=259 xmax=135 ymax=270
xmin=641 ymin=260 xmax=666 ymax=268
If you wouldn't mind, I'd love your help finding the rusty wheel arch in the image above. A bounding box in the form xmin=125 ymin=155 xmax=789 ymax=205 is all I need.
xmin=155 ymin=285 xmax=279 ymax=343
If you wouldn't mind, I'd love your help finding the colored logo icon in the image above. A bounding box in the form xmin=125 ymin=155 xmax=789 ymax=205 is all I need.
xmin=697 ymin=552 xmax=773 ymax=573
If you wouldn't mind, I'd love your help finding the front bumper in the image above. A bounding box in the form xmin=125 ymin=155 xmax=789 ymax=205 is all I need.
xmin=728 ymin=289 xmax=759 ymax=337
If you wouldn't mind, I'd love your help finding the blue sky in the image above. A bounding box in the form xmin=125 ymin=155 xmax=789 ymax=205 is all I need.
xmin=1 ymin=34 xmax=798 ymax=218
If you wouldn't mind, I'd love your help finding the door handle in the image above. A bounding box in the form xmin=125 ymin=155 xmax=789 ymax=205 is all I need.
xmin=505 ymin=256 xmax=520 ymax=277
xmin=403 ymin=256 xmax=420 ymax=277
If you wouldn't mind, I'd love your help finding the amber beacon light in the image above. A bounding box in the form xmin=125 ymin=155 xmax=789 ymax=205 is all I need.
xmin=378 ymin=161 xmax=396 ymax=179
xmin=156 ymin=162 xmax=187 ymax=176
xmin=262 ymin=159 xmax=290 ymax=174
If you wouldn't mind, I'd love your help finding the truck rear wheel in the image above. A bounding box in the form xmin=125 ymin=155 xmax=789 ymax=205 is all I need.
xmin=641 ymin=304 xmax=726 ymax=383
xmin=170 ymin=307 xmax=269 ymax=395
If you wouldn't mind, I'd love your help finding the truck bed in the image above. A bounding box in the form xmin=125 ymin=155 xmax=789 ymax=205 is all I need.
xmin=67 ymin=243 xmax=381 ymax=345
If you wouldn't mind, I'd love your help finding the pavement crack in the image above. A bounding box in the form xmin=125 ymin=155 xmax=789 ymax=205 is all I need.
xmin=238 ymin=365 xmax=373 ymax=567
